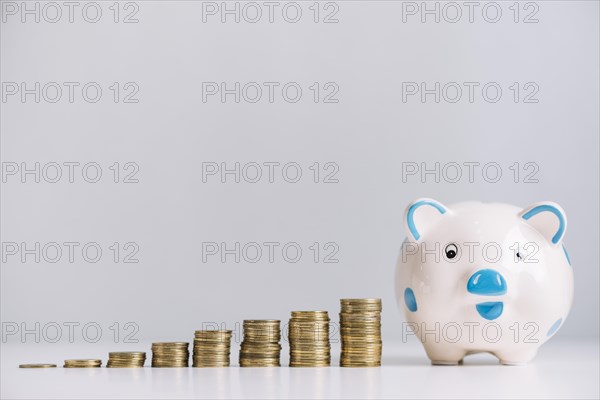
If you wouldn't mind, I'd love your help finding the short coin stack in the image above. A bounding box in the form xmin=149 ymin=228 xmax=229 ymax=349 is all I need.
xmin=63 ymin=359 xmax=102 ymax=368
xmin=193 ymin=330 xmax=232 ymax=367
xmin=340 ymin=298 xmax=382 ymax=367
xmin=106 ymin=352 xmax=146 ymax=368
xmin=239 ymin=320 xmax=281 ymax=367
xmin=19 ymin=364 xmax=56 ymax=368
xmin=288 ymin=311 xmax=331 ymax=367
xmin=151 ymin=342 xmax=189 ymax=367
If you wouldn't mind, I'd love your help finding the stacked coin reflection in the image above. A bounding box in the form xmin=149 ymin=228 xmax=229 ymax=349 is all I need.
xmin=239 ymin=320 xmax=281 ymax=367
xmin=151 ymin=342 xmax=189 ymax=367
xmin=340 ymin=298 xmax=382 ymax=367
xmin=64 ymin=359 xmax=102 ymax=368
xmin=193 ymin=330 xmax=232 ymax=367
xmin=106 ymin=352 xmax=146 ymax=368
xmin=288 ymin=311 xmax=331 ymax=367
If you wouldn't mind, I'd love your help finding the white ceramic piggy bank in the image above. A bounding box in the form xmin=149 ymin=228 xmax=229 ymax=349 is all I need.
xmin=396 ymin=198 xmax=573 ymax=365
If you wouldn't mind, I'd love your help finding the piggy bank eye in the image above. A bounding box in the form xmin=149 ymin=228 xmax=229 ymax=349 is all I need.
xmin=444 ymin=243 xmax=458 ymax=259
xmin=513 ymin=244 xmax=525 ymax=262
xmin=514 ymin=243 xmax=537 ymax=262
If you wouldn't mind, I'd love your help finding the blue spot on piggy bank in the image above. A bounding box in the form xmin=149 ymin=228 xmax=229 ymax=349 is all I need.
xmin=396 ymin=199 xmax=573 ymax=365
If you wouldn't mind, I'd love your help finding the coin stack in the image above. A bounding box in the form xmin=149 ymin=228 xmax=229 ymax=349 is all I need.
xmin=19 ymin=364 xmax=56 ymax=368
xmin=239 ymin=320 xmax=281 ymax=367
xmin=106 ymin=352 xmax=146 ymax=368
xmin=193 ymin=330 xmax=232 ymax=367
xmin=151 ymin=342 xmax=189 ymax=367
xmin=340 ymin=298 xmax=382 ymax=367
xmin=288 ymin=311 xmax=331 ymax=367
xmin=63 ymin=359 xmax=102 ymax=368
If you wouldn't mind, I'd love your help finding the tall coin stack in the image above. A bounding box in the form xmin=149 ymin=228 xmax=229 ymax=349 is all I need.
xmin=288 ymin=311 xmax=331 ymax=367
xmin=193 ymin=330 xmax=232 ymax=367
xmin=64 ymin=359 xmax=102 ymax=368
xmin=340 ymin=298 xmax=382 ymax=367
xmin=239 ymin=320 xmax=281 ymax=367
xmin=106 ymin=352 xmax=146 ymax=368
xmin=151 ymin=342 xmax=189 ymax=367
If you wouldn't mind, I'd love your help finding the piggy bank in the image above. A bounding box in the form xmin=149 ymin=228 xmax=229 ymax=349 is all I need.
xmin=395 ymin=198 xmax=573 ymax=365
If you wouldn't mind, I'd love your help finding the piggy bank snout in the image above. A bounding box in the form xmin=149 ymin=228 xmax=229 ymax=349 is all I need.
xmin=467 ymin=269 xmax=507 ymax=296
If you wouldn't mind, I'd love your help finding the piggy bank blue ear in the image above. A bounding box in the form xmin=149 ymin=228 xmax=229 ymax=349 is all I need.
xmin=404 ymin=198 xmax=448 ymax=241
xmin=519 ymin=202 xmax=567 ymax=246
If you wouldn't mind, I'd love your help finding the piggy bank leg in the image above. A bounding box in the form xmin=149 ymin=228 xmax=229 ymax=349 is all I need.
xmin=494 ymin=348 xmax=538 ymax=366
xmin=424 ymin=344 xmax=466 ymax=365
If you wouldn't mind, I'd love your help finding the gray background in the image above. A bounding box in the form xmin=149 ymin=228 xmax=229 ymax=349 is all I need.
xmin=1 ymin=1 xmax=598 ymax=346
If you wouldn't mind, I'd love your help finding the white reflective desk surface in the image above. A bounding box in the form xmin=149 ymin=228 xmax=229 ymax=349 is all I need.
xmin=2 ymin=338 xmax=598 ymax=399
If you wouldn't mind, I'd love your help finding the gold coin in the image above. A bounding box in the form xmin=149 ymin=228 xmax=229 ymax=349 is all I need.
xmin=109 ymin=357 xmax=146 ymax=360
xmin=340 ymin=313 xmax=381 ymax=319
xmin=152 ymin=342 xmax=189 ymax=345
xmin=340 ymin=298 xmax=382 ymax=305
xmin=244 ymin=319 xmax=280 ymax=323
xmin=291 ymin=311 xmax=329 ymax=318
xmin=341 ymin=363 xmax=381 ymax=367
xmin=64 ymin=359 xmax=102 ymax=365
xmin=64 ymin=359 xmax=102 ymax=368
xmin=107 ymin=364 xmax=144 ymax=368
xmin=19 ymin=364 xmax=57 ymax=368
xmin=239 ymin=362 xmax=280 ymax=367
xmin=152 ymin=365 xmax=188 ymax=368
